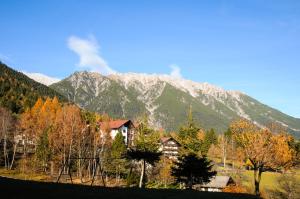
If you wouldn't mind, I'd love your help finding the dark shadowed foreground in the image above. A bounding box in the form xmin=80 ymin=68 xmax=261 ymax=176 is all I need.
xmin=0 ymin=177 xmax=258 ymax=199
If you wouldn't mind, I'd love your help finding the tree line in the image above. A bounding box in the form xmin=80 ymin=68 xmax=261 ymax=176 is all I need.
xmin=0 ymin=97 xmax=299 ymax=196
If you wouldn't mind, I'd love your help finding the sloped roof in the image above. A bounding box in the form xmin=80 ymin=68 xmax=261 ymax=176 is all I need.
xmin=160 ymin=137 xmax=180 ymax=145
xmin=160 ymin=137 xmax=172 ymax=143
xmin=99 ymin=120 xmax=132 ymax=129
xmin=201 ymin=176 xmax=232 ymax=188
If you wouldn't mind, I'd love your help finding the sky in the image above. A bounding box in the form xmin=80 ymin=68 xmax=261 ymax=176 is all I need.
xmin=0 ymin=0 xmax=300 ymax=118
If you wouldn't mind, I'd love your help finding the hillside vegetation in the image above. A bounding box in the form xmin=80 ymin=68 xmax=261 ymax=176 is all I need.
xmin=0 ymin=62 xmax=66 ymax=113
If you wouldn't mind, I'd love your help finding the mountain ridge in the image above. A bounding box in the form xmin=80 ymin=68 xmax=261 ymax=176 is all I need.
xmin=49 ymin=70 xmax=300 ymax=137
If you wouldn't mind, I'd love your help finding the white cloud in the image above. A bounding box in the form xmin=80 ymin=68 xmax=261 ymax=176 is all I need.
xmin=169 ymin=64 xmax=182 ymax=79
xmin=67 ymin=35 xmax=116 ymax=75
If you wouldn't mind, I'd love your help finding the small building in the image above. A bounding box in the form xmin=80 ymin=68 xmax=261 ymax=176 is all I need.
xmin=159 ymin=137 xmax=181 ymax=159
xmin=99 ymin=119 xmax=135 ymax=146
xmin=14 ymin=134 xmax=35 ymax=153
xmin=194 ymin=176 xmax=235 ymax=192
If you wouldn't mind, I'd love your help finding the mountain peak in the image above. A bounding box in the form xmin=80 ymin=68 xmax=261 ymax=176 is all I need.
xmin=109 ymin=72 xmax=241 ymax=100
xmin=72 ymin=70 xmax=104 ymax=77
xmin=50 ymin=70 xmax=300 ymax=137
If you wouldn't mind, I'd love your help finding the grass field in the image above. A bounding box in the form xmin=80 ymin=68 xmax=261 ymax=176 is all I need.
xmin=0 ymin=176 xmax=259 ymax=199
xmin=240 ymin=169 xmax=300 ymax=193
xmin=0 ymin=168 xmax=51 ymax=182
xmin=241 ymin=171 xmax=281 ymax=191
xmin=213 ymin=158 xmax=300 ymax=194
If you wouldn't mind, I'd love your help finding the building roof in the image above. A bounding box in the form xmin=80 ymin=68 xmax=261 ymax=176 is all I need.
xmin=201 ymin=176 xmax=232 ymax=188
xmin=160 ymin=137 xmax=180 ymax=145
xmin=160 ymin=137 xmax=172 ymax=143
xmin=99 ymin=120 xmax=132 ymax=129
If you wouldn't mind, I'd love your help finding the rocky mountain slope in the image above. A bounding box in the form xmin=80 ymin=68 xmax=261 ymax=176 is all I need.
xmin=50 ymin=71 xmax=300 ymax=136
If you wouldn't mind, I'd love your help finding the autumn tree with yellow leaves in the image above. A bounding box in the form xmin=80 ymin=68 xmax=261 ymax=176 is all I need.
xmin=18 ymin=97 xmax=62 ymax=172
xmin=17 ymin=97 xmax=113 ymax=182
xmin=230 ymin=119 xmax=295 ymax=196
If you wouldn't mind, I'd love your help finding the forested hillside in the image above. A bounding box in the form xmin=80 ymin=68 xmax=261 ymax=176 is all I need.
xmin=0 ymin=62 xmax=66 ymax=113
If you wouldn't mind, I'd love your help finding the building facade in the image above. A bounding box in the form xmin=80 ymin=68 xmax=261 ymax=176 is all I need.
xmin=99 ymin=119 xmax=135 ymax=146
xmin=159 ymin=137 xmax=181 ymax=159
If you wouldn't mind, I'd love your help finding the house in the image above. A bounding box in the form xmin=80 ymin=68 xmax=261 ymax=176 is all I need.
xmin=13 ymin=134 xmax=35 ymax=153
xmin=194 ymin=176 xmax=235 ymax=192
xmin=99 ymin=119 xmax=135 ymax=146
xmin=159 ymin=137 xmax=181 ymax=159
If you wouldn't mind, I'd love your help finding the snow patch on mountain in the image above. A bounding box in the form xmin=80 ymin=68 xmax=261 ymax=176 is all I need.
xmin=109 ymin=73 xmax=249 ymax=121
xmin=109 ymin=72 xmax=242 ymax=101
xmin=22 ymin=71 xmax=60 ymax=86
xmin=276 ymin=120 xmax=289 ymax=127
xmin=50 ymin=70 xmax=300 ymax=136
xmin=63 ymin=72 xmax=252 ymax=123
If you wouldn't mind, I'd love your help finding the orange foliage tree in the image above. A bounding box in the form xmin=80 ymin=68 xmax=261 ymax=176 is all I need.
xmin=19 ymin=97 xmax=62 ymax=171
xmin=52 ymin=104 xmax=84 ymax=174
xmin=230 ymin=119 xmax=295 ymax=196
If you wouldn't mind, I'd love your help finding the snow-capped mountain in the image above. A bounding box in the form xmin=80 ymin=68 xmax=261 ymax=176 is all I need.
xmin=50 ymin=71 xmax=300 ymax=137
xmin=22 ymin=71 xmax=60 ymax=86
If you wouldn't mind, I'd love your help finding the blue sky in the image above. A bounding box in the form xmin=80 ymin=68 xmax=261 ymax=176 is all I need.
xmin=0 ymin=0 xmax=300 ymax=118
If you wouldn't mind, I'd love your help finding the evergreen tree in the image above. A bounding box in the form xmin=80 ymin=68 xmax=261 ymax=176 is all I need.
xmin=177 ymin=107 xmax=202 ymax=154
xmin=171 ymin=153 xmax=216 ymax=189
xmin=224 ymin=128 xmax=232 ymax=140
xmin=111 ymin=132 xmax=127 ymax=159
xmin=36 ymin=129 xmax=51 ymax=172
xmin=111 ymin=131 xmax=127 ymax=184
xmin=202 ymin=128 xmax=218 ymax=155
xmin=127 ymin=116 xmax=161 ymax=188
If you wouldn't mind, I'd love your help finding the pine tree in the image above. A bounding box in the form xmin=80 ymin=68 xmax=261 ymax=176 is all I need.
xmin=111 ymin=131 xmax=127 ymax=184
xmin=127 ymin=116 xmax=161 ymax=188
xmin=202 ymin=128 xmax=218 ymax=155
xmin=171 ymin=153 xmax=216 ymax=189
xmin=177 ymin=107 xmax=202 ymax=154
xmin=111 ymin=132 xmax=127 ymax=159
xmin=36 ymin=129 xmax=51 ymax=172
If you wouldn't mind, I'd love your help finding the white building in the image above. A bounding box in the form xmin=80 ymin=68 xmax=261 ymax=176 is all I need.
xmin=159 ymin=137 xmax=181 ymax=159
xmin=99 ymin=119 xmax=135 ymax=146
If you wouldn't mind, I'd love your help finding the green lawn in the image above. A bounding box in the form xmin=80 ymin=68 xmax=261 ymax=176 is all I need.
xmin=0 ymin=176 xmax=258 ymax=199
xmin=240 ymin=170 xmax=300 ymax=192
xmin=211 ymin=158 xmax=300 ymax=194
